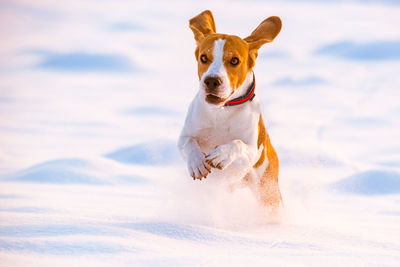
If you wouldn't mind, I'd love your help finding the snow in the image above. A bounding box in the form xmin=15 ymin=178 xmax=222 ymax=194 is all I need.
xmin=1 ymin=0 xmax=400 ymax=266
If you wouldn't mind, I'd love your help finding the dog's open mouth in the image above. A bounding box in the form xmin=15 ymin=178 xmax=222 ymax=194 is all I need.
xmin=206 ymin=94 xmax=227 ymax=105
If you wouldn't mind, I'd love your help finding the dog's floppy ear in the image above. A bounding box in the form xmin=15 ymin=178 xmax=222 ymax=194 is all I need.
xmin=244 ymin=16 xmax=281 ymax=68
xmin=244 ymin=16 xmax=282 ymax=50
xmin=189 ymin=10 xmax=216 ymax=44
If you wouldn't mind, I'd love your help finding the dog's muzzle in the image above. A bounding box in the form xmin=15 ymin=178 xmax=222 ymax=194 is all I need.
xmin=203 ymin=76 xmax=228 ymax=105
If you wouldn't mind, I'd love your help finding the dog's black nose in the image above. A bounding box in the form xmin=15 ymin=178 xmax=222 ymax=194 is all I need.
xmin=204 ymin=76 xmax=222 ymax=91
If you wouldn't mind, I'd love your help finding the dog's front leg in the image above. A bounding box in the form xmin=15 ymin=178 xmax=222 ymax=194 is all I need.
xmin=205 ymin=140 xmax=257 ymax=171
xmin=178 ymin=136 xmax=211 ymax=180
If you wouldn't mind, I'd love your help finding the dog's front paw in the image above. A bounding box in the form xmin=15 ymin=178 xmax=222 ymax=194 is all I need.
xmin=205 ymin=144 xmax=236 ymax=170
xmin=188 ymin=150 xmax=211 ymax=180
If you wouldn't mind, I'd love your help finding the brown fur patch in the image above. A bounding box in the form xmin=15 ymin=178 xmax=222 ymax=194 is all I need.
xmin=253 ymin=114 xmax=279 ymax=181
xmin=253 ymin=149 xmax=265 ymax=168
xmin=253 ymin=115 xmax=267 ymax=168
xmin=222 ymin=36 xmax=250 ymax=89
xmin=195 ymin=35 xmax=216 ymax=80
xmin=256 ymin=114 xmax=266 ymax=149
xmin=264 ymin=135 xmax=279 ymax=182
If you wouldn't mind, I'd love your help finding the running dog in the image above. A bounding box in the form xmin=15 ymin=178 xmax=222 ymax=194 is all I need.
xmin=178 ymin=10 xmax=283 ymax=210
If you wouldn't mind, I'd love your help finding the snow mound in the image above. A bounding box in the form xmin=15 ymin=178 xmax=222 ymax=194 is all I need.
xmin=331 ymin=170 xmax=400 ymax=195
xmin=0 ymin=240 xmax=129 ymax=255
xmin=106 ymin=140 xmax=180 ymax=165
xmin=4 ymin=158 xmax=148 ymax=185
xmin=4 ymin=158 xmax=103 ymax=184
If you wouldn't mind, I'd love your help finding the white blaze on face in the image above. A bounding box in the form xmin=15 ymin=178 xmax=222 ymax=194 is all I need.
xmin=200 ymin=39 xmax=231 ymax=99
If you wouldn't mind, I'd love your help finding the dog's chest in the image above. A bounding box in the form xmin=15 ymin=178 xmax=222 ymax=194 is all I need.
xmin=196 ymin=108 xmax=256 ymax=153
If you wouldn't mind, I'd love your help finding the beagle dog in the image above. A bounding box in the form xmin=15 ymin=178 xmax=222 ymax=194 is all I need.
xmin=178 ymin=10 xmax=283 ymax=210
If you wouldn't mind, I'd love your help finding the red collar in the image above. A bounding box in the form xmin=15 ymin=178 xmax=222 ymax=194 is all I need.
xmin=224 ymin=73 xmax=256 ymax=107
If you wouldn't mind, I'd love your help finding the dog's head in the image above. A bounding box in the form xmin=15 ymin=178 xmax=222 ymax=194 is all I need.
xmin=189 ymin=10 xmax=281 ymax=106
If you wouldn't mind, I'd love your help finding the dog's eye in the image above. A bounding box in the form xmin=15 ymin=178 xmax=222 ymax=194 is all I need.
xmin=200 ymin=54 xmax=208 ymax=63
xmin=230 ymin=57 xmax=240 ymax=66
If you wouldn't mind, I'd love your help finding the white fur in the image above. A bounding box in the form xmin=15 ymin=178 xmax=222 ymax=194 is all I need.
xmin=178 ymin=39 xmax=268 ymax=185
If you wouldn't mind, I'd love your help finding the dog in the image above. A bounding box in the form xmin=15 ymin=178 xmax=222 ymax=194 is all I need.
xmin=178 ymin=10 xmax=283 ymax=211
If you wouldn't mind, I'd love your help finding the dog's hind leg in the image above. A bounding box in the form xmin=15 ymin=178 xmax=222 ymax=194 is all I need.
xmin=253 ymin=115 xmax=283 ymax=212
xmin=259 ymin=172 xmax=282 ymax=213
xmin=259 ymin=137 xmax=283 ymax=214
